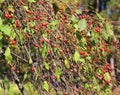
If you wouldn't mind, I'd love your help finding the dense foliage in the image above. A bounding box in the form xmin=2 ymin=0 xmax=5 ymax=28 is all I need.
xmin=0 ymin=0 xmax=120 ymax=95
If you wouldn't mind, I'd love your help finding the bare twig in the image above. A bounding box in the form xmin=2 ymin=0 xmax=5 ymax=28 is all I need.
xmin=11 ymin=52 xmax=28 ymax=63
xmin=11 ymin=70 xmax=27 ymax=95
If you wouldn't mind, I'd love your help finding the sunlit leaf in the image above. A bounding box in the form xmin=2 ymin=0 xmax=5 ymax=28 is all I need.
xmin=73 ymin=51 xmax=80 ymax=63
xmin=107 ymin=23 xmax=114 ymax=36
xmin=71 ymin=15 xmax=78 ymax=23
xmin=96 ymin=13 xmax=104 ymax=20
xmin=79 ymin=58 xmax=85 ymax=63
xmin=29 ymin=57 xmax=32 ymax=64
xmin=43 ymin=81 xmax=49 ymax=92
xmin=55 ymin=67 xmax=62 ymax=81
xmin=76 ymin=10 xmax=82 ymax=14
xmin=41 ymin=43 xmax=48 ymax=56
xmin=1 ymin=25 xmax=11 ymax=36
xmin=4 ymin=47 xmax=12 ymax=62
xmin=28 ymin=0 xmax=36 ymax=3
xmin=0 ymin=0 xmax=5 ymax=3
xmin=64 ymin=59 xmax=70 ymax=68
xmin=78 ymin=19 xmax=87 ymax=31
xmin=101 ymin=29 xmax=109 ymax=40
xmin=74 ymin=24 xmax=78 ymax=31
xmin=44 ymin=62 xmax=49 ymax=70
xmin=0 ymin=17 xmax=3 ymax=28
xmin=81 ymin=37 xmax=87 ymax=45
xmin=104 ymin=72 xmax=111 ymax=82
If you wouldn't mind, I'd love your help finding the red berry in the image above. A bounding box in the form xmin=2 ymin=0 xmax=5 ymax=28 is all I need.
xmin=47 ymin=50 xmax=51 ymax=54
xmin=12 ymin=41 xmax=17 ymax=45
xmin=19 ymin=0 xmax=24 ymax=5
xmin=105 ymin=80 xmax=110 ymax=85
xmin=57 ymin=36 xmax=61 ymax=40
xmin=40 ymin=38 xmax=44 ymax=43
xmin=70 ymin=63 xmax=73 ymax=67
xmin=34 ymin=43 xmax=39 ymax=47
xmin=12 ymin=67 xmax=16 ymax=71
xmin=64 ymin=92 xmax=68 ymax=95
xmin=31 ymin=67 xmax=35 ymax=72
xmin=44 ymin=38 xmax=50 ymax=44
xmin=95 ymin=27 xmax=100 ymax=34
xmin=79 ymin=51 xmax=85 ymax=55
xmin=27 ymin=11 xmax=33 ymax=15
xmin=59 ymin=50 xmax=63 ymax=54
xmin=4 ymin=13 xmax=12 ymax=19
xmin=15 ymin=19 xmax=21 ymax=27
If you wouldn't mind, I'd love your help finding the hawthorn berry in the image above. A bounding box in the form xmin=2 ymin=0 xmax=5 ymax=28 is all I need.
xmin=4 ymin=13 xmax=12 ymax=19
xmin=105 ymin=80 xmax=110 ymax=85
xmin=34 ymin=43 xmax=39 ymax=47
xmin=64 ymin=92 xmax=68 ymax=95
xmin=27 ymin=11 xmax=33 ymax=15
xmin=95 ymin=27 xmax=100 ymax=34
xmin=15 ymin=19 xmax=21 ymax=27
xmin=12 ymin=41 xmax=17 ymax=45
xmin=47 ymin=50 xmax=51 ymax=54
xmin=31 ymin=67 xmax=35 ymax=72
xmin=12 ymin=67 xmax=16 ymax=71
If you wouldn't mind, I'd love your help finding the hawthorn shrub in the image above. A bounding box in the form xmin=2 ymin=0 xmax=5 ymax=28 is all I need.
xmin=0 ymin=0 xmax=119 ymax=95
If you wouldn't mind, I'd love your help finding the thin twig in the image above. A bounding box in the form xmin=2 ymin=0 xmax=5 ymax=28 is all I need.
xmin=11 ymin=70 xmax=27 ymax=95
xmin=11 ymin=52 xmax=28 ymax=63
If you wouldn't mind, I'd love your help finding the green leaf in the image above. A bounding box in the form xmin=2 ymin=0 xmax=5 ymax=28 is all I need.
xmin=0 ymin=32 xmax=3 ymax=40
xmin=91 ymin=30 xmax=99 ymax=43
xmin=107 ymin=23 xmax=114 ymax=36
xmin=104 ymin=72 xmax=111 ymax=82
xmin=81 ymin=37 xmax=87 ymax=45
xmin=73 ymin=51 xmax=80 ymax=63
xmin=44 ymin=62 xmax=49 ymax=70
xmin=96 ymin=68 xmax=102 ymax=75
xmin=50 ymin=20 xmax=58 ymax=26
xmin=23 ymin=6 xmax=28 ymax=10
xmin=76 ymin=32 xmax=82 ymax=41
xmin=76 ymin=10 xmax=82 ymax=14
xmin=43 ymin=81 xmax=49 ymax=92
xmin=30 ymin=21 xmax=35 ymax=27
xmin=79 ymin=58 xmax=85 ymax=63
xmin=86 ymin=56 xmax=91 ymax=61
xmin=23 ymin=74 xmax=27 ymax=82
xmin=41 ymin=43 xmax=48 ymax=56
xmin=29 ymin=57 xmax=32 ymax=64
xmin=96 ymin=13 xmax=104 ymax=20
xmin=52 ymin=2 xmax=59 ymax=15
xmin=85 ymin=83 xmax=89 ymax=89
xmin=1 ymin=25 xmax=11 ymax=36
xmin=101 ymin=29 xmax=109 ymax=40
xmin=55 ymin=67 xmax=62 ymax=81
xmin=78 ymin=19 xmax=87 ymax=31
xmin=0 ymin=41 xmax=2 ymax=50
xmin=28 ymin=0 xmax=36 ymax=3
xmin=64 ymin=59 xmax=70 ymax=68
xmin=74 ymin=24 xmax=78 ymax=31
xmin=71 ymin=15 xmax=78 ymax=23
xmin=0 ymin=17 xmax=3 ymax=28
xmin=11 ymin=31 xmax=16 ymax=39
xmin=4 ymin=47 xmax=12 ymax=62
xmin=0 ymin=0 xmax=5 ymax=3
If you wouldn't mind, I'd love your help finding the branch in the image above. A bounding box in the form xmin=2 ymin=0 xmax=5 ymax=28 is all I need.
xmin=11 ymin=70 xmax=27 ymax=95
xmin=11 ymin=52 xmax=28 ymax=63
